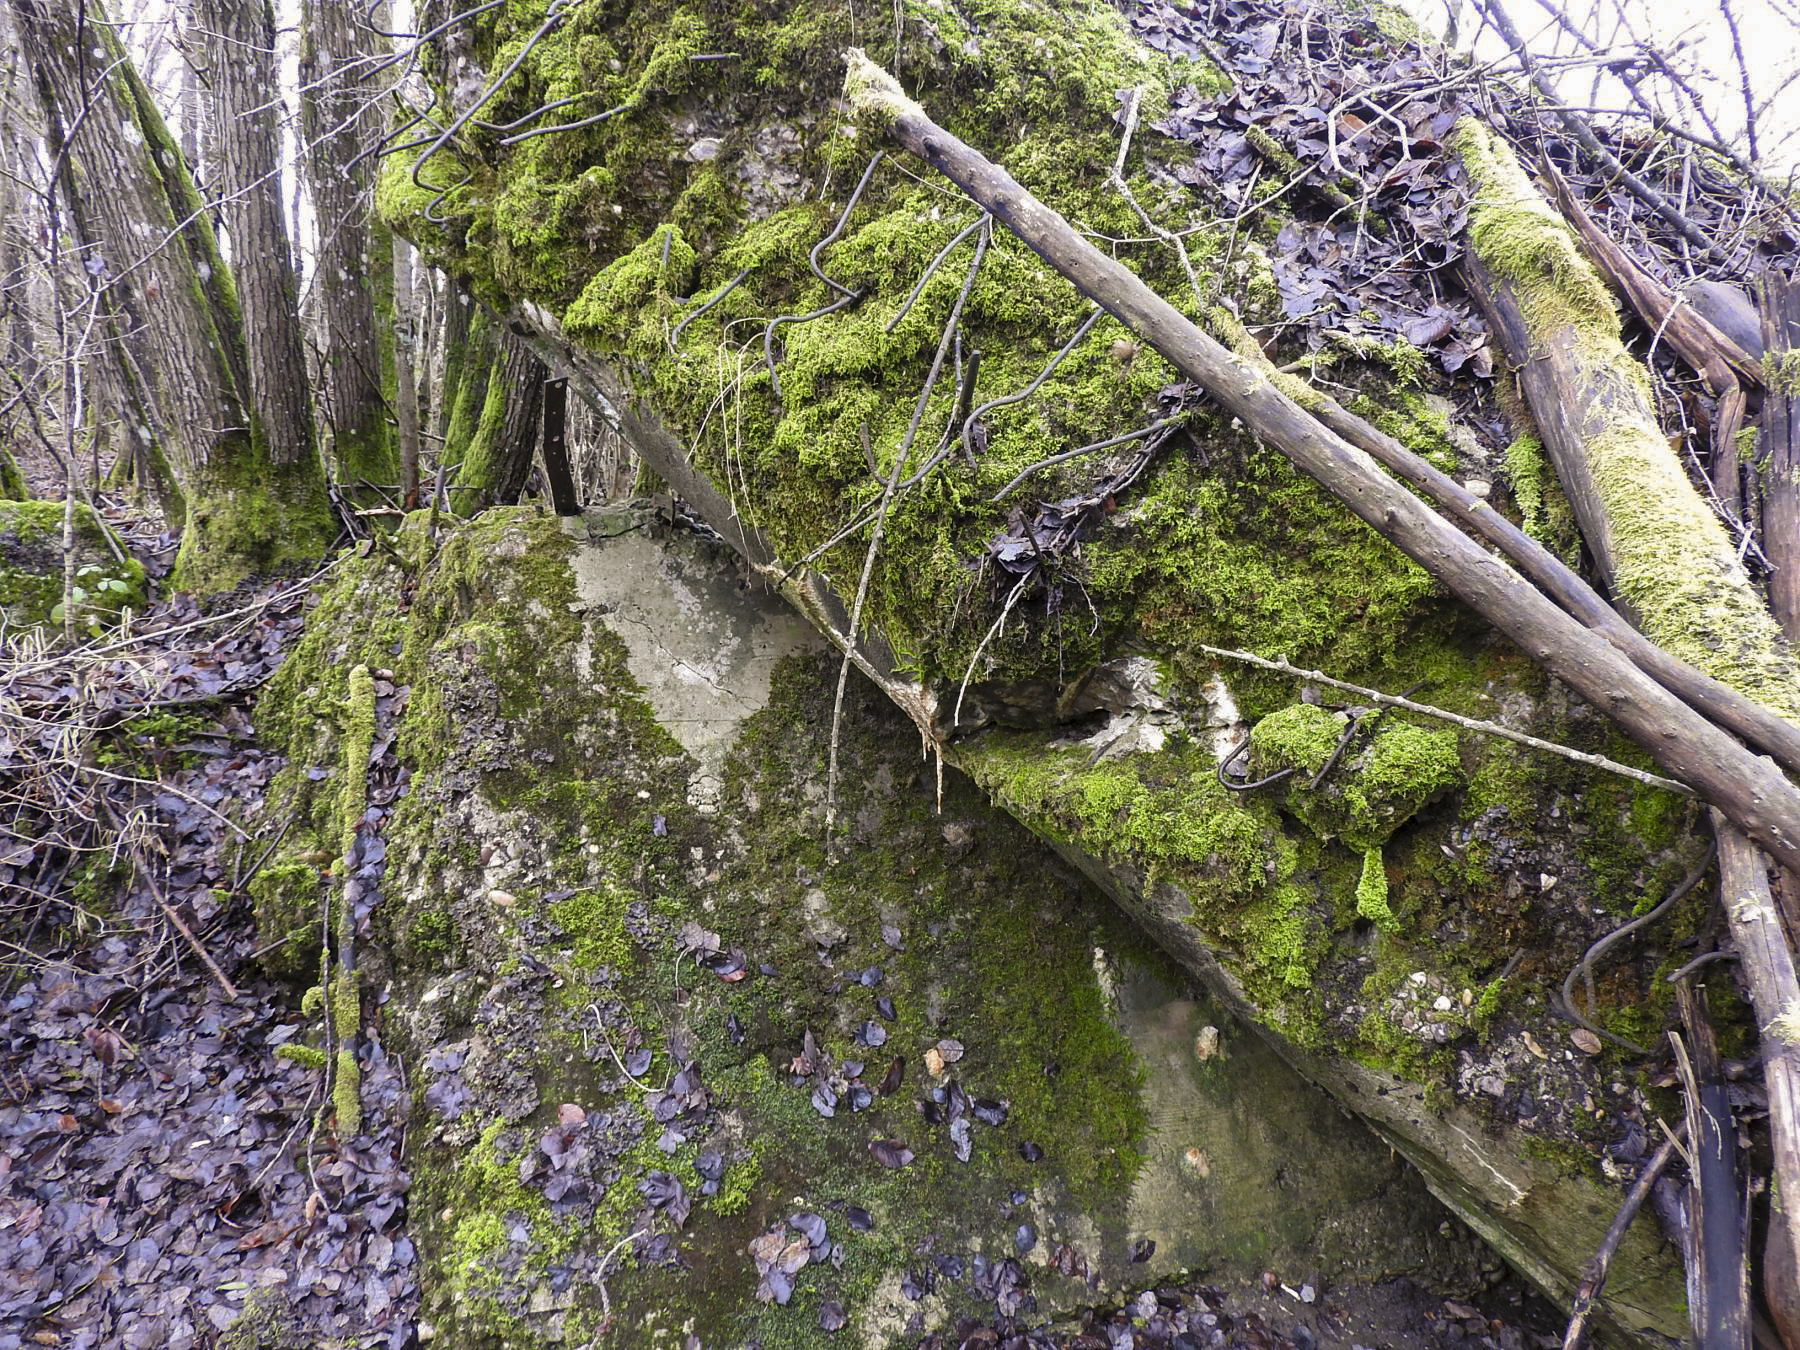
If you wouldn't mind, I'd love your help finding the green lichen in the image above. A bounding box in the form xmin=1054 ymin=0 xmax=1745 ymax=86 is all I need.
xmin=1253 ymin=708 xmax=1462 ymax=850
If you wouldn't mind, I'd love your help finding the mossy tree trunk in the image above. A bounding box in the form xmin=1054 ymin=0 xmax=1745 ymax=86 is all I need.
xmin=300 ymin=0 xmax=400 ymax=501
xmin=1455 ymin=120 xmax=1800 ymax=724
xmin=448 ymin=328 xmax=546 ymax=515
xmin=190 ymin=0 xmax=333 ymax=531
xmin=9 ymin=0 xmax=332 ymax=591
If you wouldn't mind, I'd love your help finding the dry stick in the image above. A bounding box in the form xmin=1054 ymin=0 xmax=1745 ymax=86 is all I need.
xmin=141 ymin=865 xmax=240 ymax=1000
xmin=1198 ymin=645 xmax=1691 ymax=795
xmin=824 ymin=219 xmax=990 ymax=832
xmin=841 ymin=52 xmax=1800 ymax=870
xmin=1562 ymin=1126 xmax=1681 ymax=1350
xmin=1709 ymin=815 xmax=1800 ymax=1294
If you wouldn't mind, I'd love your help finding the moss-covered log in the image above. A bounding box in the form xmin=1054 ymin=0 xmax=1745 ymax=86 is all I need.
xmin=372 ymin=0 xmax=1719 ymax=1336
xmin=1455 ymin=121 xmax=1800 ymax=723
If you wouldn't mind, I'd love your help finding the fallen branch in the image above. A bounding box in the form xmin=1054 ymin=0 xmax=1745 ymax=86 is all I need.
xmin=1710 ymin=815 xmax=1800 ymax=1295
xmin=843 ymin=50 xmax=1800 ymax=875
xmin=1562 ymin=1126 xmax=1682 ymax=1350
xmin=1259 ymin=353 xmax=1800 ymax=782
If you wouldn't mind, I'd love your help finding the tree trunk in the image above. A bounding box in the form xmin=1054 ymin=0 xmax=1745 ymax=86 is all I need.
xmin=10 ymin=0 xmax=330 ymax=591
xmin=189 ymin=0 xmax=323 ymax=482
xmin=394 ymin=244 xmax=422 ymax=510
xmin=300 ymin=0 xmax=398 ymax=499
xmin=449 ymin=329 xmax=545 ymax=515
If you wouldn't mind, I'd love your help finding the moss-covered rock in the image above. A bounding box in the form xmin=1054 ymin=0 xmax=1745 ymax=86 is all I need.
xmin=0 ymin=499 xmax=147 ymax=635
xmin=257 ymin=508 xmax=1496 ymax=1346
xmin=367 ymin=0 xmax=1705 ymax=1339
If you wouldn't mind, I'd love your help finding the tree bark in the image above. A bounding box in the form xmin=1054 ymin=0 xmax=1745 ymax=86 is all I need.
xmin=449 ymin=328 xmax=545 ymax=515
xmin=300 ymin=0 xmax=397 ymax=499
xmin=9 ymin=0 xmax=330 ymax=590
xmin=394 ymin=243 xmax=422 ymax=510
xmin=842 ymin=51 xmax=1800 ymax=878
xmin=1759 ymin=274 xmax=1800 ymax=644
xmin=189 ymin=0 xmax=320 ymax=477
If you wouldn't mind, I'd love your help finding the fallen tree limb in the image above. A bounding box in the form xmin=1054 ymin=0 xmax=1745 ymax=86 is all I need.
xmin=1562 ymin=1126 xmax=1681 ymax=1350
xmin=1710 ymin=816 xmax=1800 ymax=1299
xmin=1454 ymin=120 xmax=1800 ymax=729
xmin=843 ymin=50 xmax=1800 ymax=876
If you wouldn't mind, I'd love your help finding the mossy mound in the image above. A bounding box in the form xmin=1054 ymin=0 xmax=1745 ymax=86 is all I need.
xmin=0 ymin=499 xmax=147 ymax=636
xmin=254 ymin=507 xmax=1487 ymax=1346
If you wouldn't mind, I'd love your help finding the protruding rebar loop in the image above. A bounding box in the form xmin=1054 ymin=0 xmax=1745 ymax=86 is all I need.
xmin=762 ymin=292 xmax=865 ymax=405
xmin=668 ymin=267 xmax=754 ymax=349
xmin=1216 ymin=732 xmax=1297 ymax=792
xmin=960 ymin=306 xmax=1104 ymax=464
xmin=476 ymin=91 xmax=592 ymax=133
xmin=356 ymin=0 xmax=511 ymax=86
xmin=1556 ymin=839 xmax=1719 ymax=1055
xmin=885 ymin=214 xmax=987 ymax=333
xmin=499 ymin=102 xmax=631 ymax=145
xmin=406 ymin=0 xmax=572 ymax=209
xmin=344 ymin=102 xmax=431 ymax=177
xmin=759 ymin=155 xmax=888 ymax=404
xmin=810 ymin=153 xmax=886 ymax=301
xmin=989 ymin=417 xmax=1178 ymax=502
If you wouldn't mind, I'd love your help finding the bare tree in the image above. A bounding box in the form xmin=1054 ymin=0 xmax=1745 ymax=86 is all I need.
xmin=299 ymin=0 xmax=397 ymax=501
xmin=9 ymin=0 xmax=334 ymax=590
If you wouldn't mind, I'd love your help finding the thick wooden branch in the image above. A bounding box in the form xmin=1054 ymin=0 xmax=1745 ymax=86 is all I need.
xmin=1710 ymin=816 xmax=1800 ymax=1297
xmin=843 ymin=50 xmax=1800 ymax=876
xmin=1454 ymin=120 xmax=1800 ymax=728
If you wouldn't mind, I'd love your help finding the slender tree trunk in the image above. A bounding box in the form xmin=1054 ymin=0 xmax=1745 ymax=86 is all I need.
xmin=10 ymin=0 xmax=330 ymax=591
xmin=189 ymin=0 xmax=321 ymax=479
xmin=299 ymin=0 xmax=397 ymax=500
xmin=449 ymin=329 xmax=545 ymax=515
xmin=394 ymin=243 xmax=421 ymax=509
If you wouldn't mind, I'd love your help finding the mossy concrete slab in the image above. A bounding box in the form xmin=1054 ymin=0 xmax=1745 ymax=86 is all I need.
xmin=259 ymin=508 xmax=1492 ymax=1347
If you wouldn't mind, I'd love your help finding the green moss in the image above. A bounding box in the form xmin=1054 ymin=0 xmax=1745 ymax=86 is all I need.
xmin=1254 ymin=708 xmax=1461 ymax=850
xmin=1764 ymin=349 xmax=1800 ymax=398
xmin=1356 ymin=846 xmax=1394 ymax=929
xmin=1453 ymin=120 xmax=1616 ymax=338
xmin=248 ymin=861 xmax=325 ymax=984
xmin=0 ymin=447 xmax=26 ymax=501
xmin=550 ymin=886 xmax=637 ymax=973
xmin=1502 ymin=431 xmax=1579 ymax=561
xmin=275 ymin=1043 xmax=328 ymax=1070
xmin=0 ymin=500 xmax=147 ymax=633
xmin=332 ymin=978 xmax=362 ymax=1135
